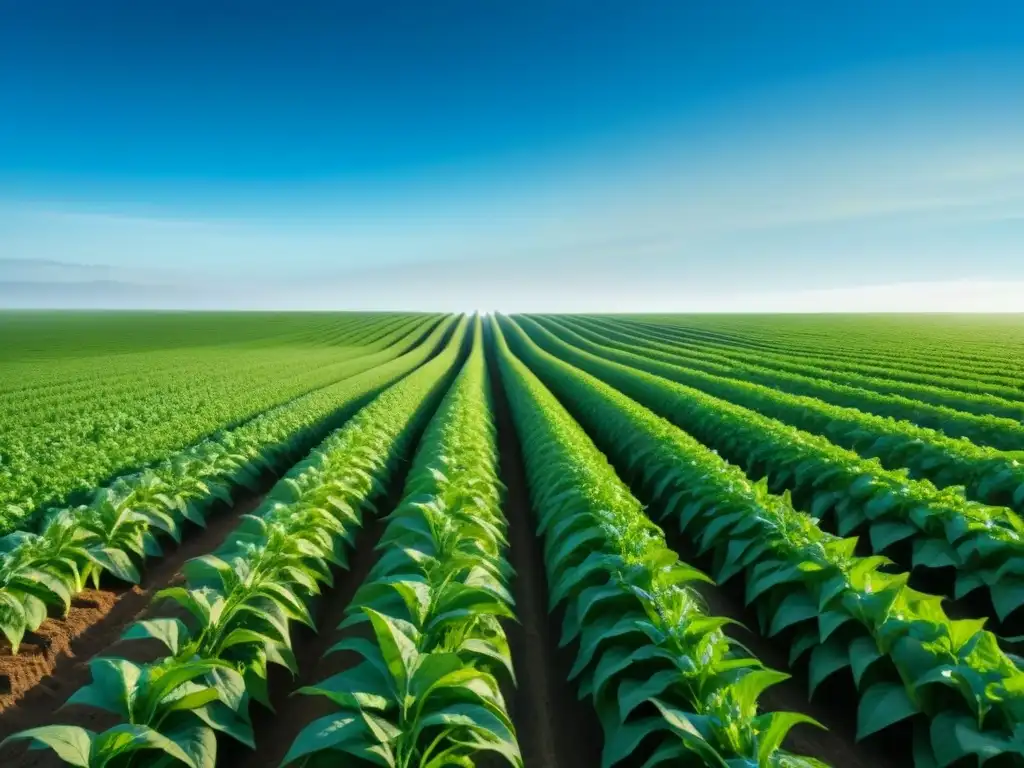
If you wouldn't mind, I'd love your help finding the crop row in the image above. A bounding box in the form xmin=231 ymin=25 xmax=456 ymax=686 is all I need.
xmin=501 ymin=316 xmax=1024 ymax=767
xmin=0 ymin=316 xmax=459 ymax=652
xmin=0 ymin=314 xmax=470 ymax=767
xmin=494 ymin=319 xmax=826 ymax=768
xmin=608 ymin=316 xmax=1024 ymax=396
xmin=513 ymin=317 xmax=1024 ymax=621
xmin=568 ymin=315 xmax=1024 ymax=435
xmin=283 ymin=321 xmax=523 ymax=767
xmin=0 ymin=314 xmax=435 ymax=519
xmin=550 ymin=315 xmax=1024 ymax=516
xmin=629 ymin=315 xmax=1024 ymax=382
xmin=544 ymin=315 xmax=1024 ymax=458
xmin=0 ymin=313 xmax=419 ymax=400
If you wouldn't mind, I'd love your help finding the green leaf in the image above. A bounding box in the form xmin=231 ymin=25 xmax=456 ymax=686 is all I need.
xmin=122 ymin=618 xmax=188 ymax=655
xmin=618 ymin=670 xmax=681 ymax=720
xmin=638 ymin=741 xmax=689 ymax=768
xmin=808 ymin=641 xmax=850 ymax=698
xmin=745 ymin=562 xmax=800 ymax=605
xmin=912 ymin=538 xmax=959 ymax=570
xmin=818 ymin=609 xmax=854 ymax=643
xmin=192 ymin=701 xmax=255 ymax=749
xmin=929 ymin=712 xmax=1014 ymax=768
xmin=649 ymin=700 xmax=730 ymax=768
xmin=869 ymin=521 xmax=918 ymax=552
xmin=458 ymin=637 xmax=517 ymax=685
xmin=991 ymin=578 xmax=1024 ymax=622
xmin=731 ymin=669 xmax=789 ymax=715
xmin=768 ymin=591 xmax=817 ymax=637
xmin=789 ymin=629 xmax=820 ymax=666
xmin=297 ymin=661 xmax=392 ymax=712
xmin=755 ymin=711 xmax=824 ymax=763
xmin=600 ymin=716 xmax=675 ymax=768
xmin=0 ymin=725 xmax=94 ymax=767
xmin=848 ymin=636 xmax=882 ymax=689
xmin=856 ymin=683 xmax=918 ymax=740
xmin=416 ymin=702 xmax=516 ymax=747
xmin=363 ymin=607 xmax=419 ymax=691
xmin=92 ymin=723 xmax=199 ymax=768
xmin=163 ymin=725 xmax=217 ymax=768
xmin=86 ymin=547 xmax=141 ymax=584
xmin=0 ymin=590 xmax=28 ymax=652
xmin=73 ymin=658 xmax=141 ymax=720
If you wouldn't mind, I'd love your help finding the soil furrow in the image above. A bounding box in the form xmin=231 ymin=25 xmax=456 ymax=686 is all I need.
xmin=485 ymin=327 xmax=603 ymax=768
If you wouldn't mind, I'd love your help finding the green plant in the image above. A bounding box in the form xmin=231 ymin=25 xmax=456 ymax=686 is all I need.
xmin=284 ymin=321 xmax=523 ymax=767
xmin=0 ymin=318 xmax=470 ymax=767
xmin=499 ymin=315 xmax=1024 ymax=767
xmin=548 ymin=314 xmax=1024 ymax=513
xmin=0 ymin=316 xmax=457 ymax=655
xmin=494 ymin=319 xmax=824 ymax=768
xmin=517 ymin=315 xmax=1024 ymax=621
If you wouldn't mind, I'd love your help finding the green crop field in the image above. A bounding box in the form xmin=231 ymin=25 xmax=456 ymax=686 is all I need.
xmin=1 ymin=311 xmax=1023 ymax=768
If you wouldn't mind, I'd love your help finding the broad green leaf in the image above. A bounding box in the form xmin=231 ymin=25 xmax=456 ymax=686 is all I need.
xmin=86 ymin=547 xmax=141 ymax=584
xmin=364 ymin=607 xmax=419 ymax=691
xmin=731 ymin=669 xmax=790 ymax=715
xmin=0 ymin=590 xmax=28 ymax=652
xmin=847 ymin=636 xmax=882 ymax=689
xmin=92 ymin=723 xmax=199 ymax=768
xmin=122 ymin=618 xmax=188 ymax=655
xmin=808 ymin=641 xmax=850 ymax=698
xmin=192 ymin=701 xmax=255 ymax=749
xmin=991 ymin=578 xmax=1024 ymax=622
xmin=856 ymin=683 xmax=918 ymax=740
xmin=163 ymin=725 xmax=217 ymax=768
xmin=768 ymin=591 xmax=817 ymax=637
xmin=618 ymin=670 xmax=681 ymax=720
xmin=929 ymin=712 xmax=1013 ymax=768
xmin=755 ymin=711 xmax=823 ymax=763
xmin=0 ymin=725 xmax=93 ymax=767
xmin=649 ymin=700 xmax=730 ymax=768
xmin=298 ymin=661 xmax=392 ymax=712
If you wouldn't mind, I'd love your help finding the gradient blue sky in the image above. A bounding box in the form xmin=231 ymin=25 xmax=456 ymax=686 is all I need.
xmin=1 ymin=1 xmax=1022 ymax=310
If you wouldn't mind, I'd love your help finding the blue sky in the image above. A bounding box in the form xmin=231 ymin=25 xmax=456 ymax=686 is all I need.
xmin=1 ymin=1 xmax=1022 ymax=310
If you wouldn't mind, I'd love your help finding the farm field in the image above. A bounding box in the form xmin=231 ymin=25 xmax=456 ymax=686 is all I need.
xmin=1 ymin=311 xmax=1023 ymax=768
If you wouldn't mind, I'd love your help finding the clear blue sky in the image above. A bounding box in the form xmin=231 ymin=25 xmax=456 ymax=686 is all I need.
xmin=1 ymin=1 xmax=1022 ymax=310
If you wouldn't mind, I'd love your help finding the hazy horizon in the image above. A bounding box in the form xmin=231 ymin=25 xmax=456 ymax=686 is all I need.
xmin=2 ymin=2 xmax=1022 ymax=312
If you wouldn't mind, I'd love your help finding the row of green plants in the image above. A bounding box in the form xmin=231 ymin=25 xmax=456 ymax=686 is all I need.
xmin=552 ymin=315 xmax=1024 ymax=483
xmin=0 ymin=313 xmax=436 ymax=531
xmin=622 ymin=315 xmax=1024 ymax=390
xmin=283 ymin=324 xmax=523 ymax=767
xmin=0 ymin=316 xmax=457 ymax=654
xmin=0 ymin=318 xmax=470 ymax=767
xmin=598 ymin=315 xmax=1024 ymax=402
xmin=501 ymin=316 xmax=1024 ymax=768
xmin=494 ymin=320 xmax=827 ymax=768
xmin=518 ymin=317 xmax=1024 ymax=621
xmin=564 ymin=314 xmax=1024 ymax=449
xmin=0 ymin=312 xmax=416 ymax=401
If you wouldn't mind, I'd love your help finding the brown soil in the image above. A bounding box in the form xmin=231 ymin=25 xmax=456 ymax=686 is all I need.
xmin=0 ymin=490 xmax=262 ymax=764
xmin=486 ymin=327 xmax=604 ymax=768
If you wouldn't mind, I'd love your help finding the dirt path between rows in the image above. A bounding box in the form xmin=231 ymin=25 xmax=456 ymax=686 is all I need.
xmin=485 ymin=328 xmax=604 ymax=768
